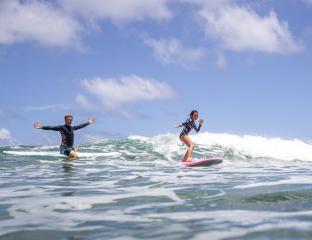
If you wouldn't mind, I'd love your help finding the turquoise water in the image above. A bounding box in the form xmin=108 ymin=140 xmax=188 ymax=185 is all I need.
xmin=1 ymin=133 xmax=312 ymax=240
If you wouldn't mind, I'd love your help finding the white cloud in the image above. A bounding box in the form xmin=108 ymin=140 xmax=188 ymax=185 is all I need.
xmin=0 ymin=0 xmax=82 ymax=47
xmin=216 ymin=52 xmax=227 ymax=68
xmin=190 ymin=0 xmax=301 ymax=54
xmin=75 ymin=94 xmax=97 ymax=111
xmin=144 ymin=36 xmax=206 ymax=66
xmin=25 ymin=104 xmax=72 ymax=111
xmin=0 ymin=0 xmax=172 ymax=48
xmin=303 ymin=0 xmax=312 ymax=5
xmin=0 ymin=128 xmax=14 ymax=145
xmin=58 ymin=0 xmax=172 ymax=24
xmin=0 ymin=0 xmax=302 ymax=58
xmin=81 ymin=75 xmax=175 ymax=113
xmin=0 ymin=128 xmax=11 ymax=140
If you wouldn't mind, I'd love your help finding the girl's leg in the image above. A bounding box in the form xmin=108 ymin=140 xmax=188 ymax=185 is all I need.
xmin=180 ymin=135 xmax=194 ymax=161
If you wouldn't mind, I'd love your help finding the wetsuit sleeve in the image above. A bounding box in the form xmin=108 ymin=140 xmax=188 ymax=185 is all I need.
xmin=180 ymin=119 xmax=189 ymax=127
xmin=41 ymin=125 xmax=64 ymax=131
xmin=73 ymin=122 xmax=90 ymax=130
xmin=193 ymin=122 xmax=202 ymax=133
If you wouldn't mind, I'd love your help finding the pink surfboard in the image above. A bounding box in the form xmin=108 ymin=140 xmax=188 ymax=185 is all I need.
xmin=181 ymin=157 xmax=223 ymax=167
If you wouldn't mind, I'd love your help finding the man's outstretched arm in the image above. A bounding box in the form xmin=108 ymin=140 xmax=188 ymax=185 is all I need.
xmin=73 ymin=118 xmax=95 ymax=130
xmin=34 ymin=122 xmax=63 ymax=131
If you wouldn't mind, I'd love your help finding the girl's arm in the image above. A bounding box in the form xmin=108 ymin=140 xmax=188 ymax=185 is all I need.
xmin=194 ymin=119 xmax=204 ymax=132
xmin=175 ymin=120 xmax=188 ymax=128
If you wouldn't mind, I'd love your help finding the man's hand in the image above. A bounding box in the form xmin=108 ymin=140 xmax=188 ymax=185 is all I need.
xmin=87 ymin=118 xmax=95 ymax=124
xmin=199 ymin=119 xmax=204 ymax=126
xmin=34 ymin=122 xmax=42 ymax=129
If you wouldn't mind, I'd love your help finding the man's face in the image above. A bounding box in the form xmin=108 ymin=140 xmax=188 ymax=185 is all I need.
xmin=65 ymin=117 xmax=73 ymax=126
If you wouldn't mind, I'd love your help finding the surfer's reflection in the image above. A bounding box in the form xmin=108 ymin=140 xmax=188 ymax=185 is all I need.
xmin=61 ymin=160 xmax=76 ymax=196
xmin=62 ymin=161 xmax=75 ymax=173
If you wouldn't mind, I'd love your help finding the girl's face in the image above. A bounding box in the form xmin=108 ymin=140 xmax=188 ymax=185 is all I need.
xmin=191 ymin=112 xmax=198 ymax=121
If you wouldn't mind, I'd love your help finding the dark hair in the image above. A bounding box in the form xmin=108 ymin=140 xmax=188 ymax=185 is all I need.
xmin=64 ymin=114 xmax=73 ymax=121
xmin=190 ymin=110 xmax=198 ymax=117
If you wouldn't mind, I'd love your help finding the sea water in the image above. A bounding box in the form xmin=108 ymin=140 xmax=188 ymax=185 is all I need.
xmin=1 ymin=132 xmax=312 ymax=240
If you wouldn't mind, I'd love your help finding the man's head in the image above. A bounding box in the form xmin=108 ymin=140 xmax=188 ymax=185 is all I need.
xmin=64 ymin=114 xmax=73 ymax=126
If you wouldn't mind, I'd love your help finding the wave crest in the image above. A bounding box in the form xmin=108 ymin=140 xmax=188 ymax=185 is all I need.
xmin=129 ymin=132 xmax=312 ymax=162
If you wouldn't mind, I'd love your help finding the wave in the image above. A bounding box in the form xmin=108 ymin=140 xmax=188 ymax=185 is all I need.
xmin=2 ymin=132 xmax=312 ymax=162
xmin=130 ymin=132 xmax=312 ymax=162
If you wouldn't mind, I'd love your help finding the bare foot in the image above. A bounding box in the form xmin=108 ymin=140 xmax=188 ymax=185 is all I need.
xmin=182 ymin=159 xmax=192 ymax=162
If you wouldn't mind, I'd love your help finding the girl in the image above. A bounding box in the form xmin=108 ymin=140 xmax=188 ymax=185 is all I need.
xmin=176 ymin=110 xmax=204 ymax=162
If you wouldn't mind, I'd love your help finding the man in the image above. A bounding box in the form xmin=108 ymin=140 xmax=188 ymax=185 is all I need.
xmin=34 ymin=115 xmax=95 ymax=158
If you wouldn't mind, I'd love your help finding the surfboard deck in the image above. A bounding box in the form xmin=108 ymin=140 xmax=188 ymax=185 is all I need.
xmin=181 ymin=157 xmax=223 ymax=167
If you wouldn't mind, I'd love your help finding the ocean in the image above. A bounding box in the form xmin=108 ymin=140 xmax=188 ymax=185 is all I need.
xmin=1 ymin=132 xmax=312 ymax=240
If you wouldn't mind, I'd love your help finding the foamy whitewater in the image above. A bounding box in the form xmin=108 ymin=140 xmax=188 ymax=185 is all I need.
xmin=1 ymin=132 xmax=312 ymax=240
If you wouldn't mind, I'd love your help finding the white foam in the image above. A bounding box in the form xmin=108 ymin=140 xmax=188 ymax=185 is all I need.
xmin=193 ymin=132 xmax=312 ymax=161
xmin=234 ymin=175 xmax=312 ymax=189
xmin=130 ymin=132 xmax=312 ymax=162
xmin=3 ymin=151 xmax=119 ymax=158
xmin=4 ymin=151 xmax=65 ymax=157
xmin=129 ymin=134 xmax=182 ymax=161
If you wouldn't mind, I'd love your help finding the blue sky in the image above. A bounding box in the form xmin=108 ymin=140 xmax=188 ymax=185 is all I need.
xmin=1 ymin=0 xmax=312 ymax=146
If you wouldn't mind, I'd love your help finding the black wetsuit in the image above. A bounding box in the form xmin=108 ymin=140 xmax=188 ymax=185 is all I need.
xmin=179 ymin=118 xmax=201 ymax=138
xmin=42 ymin=123 xmax=89 ymax=155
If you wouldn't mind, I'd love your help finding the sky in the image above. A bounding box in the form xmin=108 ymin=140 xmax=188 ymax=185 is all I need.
xmin=0 ymin=0 xmax=312 ymax=146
